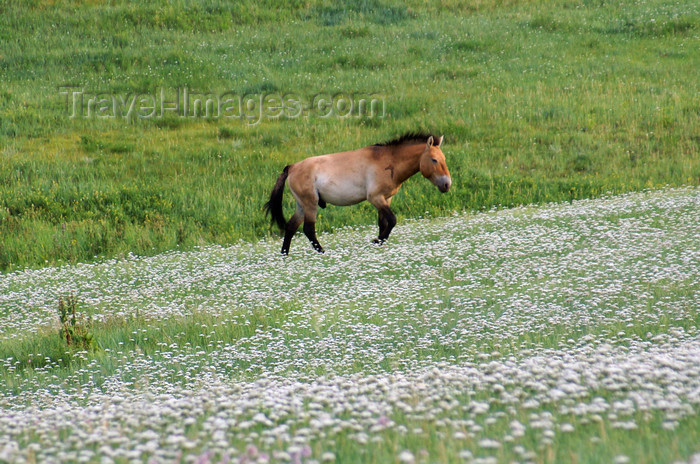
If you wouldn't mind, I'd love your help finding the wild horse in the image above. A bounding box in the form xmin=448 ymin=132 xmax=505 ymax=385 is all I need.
xmin=265 ymin=132 xmax=451 ymax=255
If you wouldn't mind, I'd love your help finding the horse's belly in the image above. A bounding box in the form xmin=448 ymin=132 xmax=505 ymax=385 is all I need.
xmin=316 ymin=176 xmax=366 ymax=206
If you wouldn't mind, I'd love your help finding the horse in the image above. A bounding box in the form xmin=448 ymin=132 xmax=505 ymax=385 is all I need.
xmin=264 ymin=132 xmax=451 ymax=255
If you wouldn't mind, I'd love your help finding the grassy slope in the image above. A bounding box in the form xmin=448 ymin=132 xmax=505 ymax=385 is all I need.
xmin=1 ymin=0 xmax=699 ymax=271
xmin=1 ymin=188 xmax=699 ymax=462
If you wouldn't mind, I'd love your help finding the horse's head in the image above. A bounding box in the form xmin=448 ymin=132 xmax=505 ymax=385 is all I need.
xmin=419 ymin=135 xmax=451 ymax=193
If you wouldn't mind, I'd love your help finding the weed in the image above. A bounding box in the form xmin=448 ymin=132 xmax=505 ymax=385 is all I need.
xmin=57 ymin=294 xmax=93 ymax=350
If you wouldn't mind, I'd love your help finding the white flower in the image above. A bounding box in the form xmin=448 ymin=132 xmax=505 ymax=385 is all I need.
xmin=560 ymin=423 xmax=575 ymax=433
xmin=398 ymin=450 xmax=415 ymax=463
xmin=478 ymin=438 xmax=501 ymax=449
xmin=458 ymin=450 xmax=473 ymax=460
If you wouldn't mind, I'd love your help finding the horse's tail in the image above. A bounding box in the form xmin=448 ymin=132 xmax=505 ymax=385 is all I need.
xmin=264 ymin=165 xmax=290 ymax=232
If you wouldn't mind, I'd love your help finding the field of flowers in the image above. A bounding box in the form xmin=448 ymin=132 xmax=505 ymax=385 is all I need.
xmin=1 ymin=187 xmax=699 ymax=463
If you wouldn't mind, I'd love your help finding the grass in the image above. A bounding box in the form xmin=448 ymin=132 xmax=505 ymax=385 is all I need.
xmin=0 ymin=307 xmax=290 ymax=390
xmin=0 ymin=1 xmax=699 ymax=460
xmin=1 ymin=0 xmax=699 ymax=271
xmin=2 ymin=295 xmax=697 ymax=394
xmin=0 ymin=188 xmax=698 ymax=462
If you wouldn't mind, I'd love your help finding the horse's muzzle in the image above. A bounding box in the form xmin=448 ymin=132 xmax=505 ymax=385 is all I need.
xmin=435 ymin=176 xmax=451 ymax=193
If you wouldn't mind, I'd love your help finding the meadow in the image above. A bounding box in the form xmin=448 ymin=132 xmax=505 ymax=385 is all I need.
xmin=1 ymin=0 xmax=699 ymax=270
xmin=2 ymin=1 xmax=700 ymax=462
xmin=0 ymin=187 xmax=699 ymax=463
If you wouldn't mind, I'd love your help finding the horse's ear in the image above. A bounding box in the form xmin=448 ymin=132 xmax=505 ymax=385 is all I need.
xmin=436 ymin=135 xmax=444 ymax=147
xmin=426 ymin=136 xmax=434 ymax=148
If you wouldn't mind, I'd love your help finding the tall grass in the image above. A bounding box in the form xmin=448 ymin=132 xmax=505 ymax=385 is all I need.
xmin=1 ymin=0 xmax=698 ymax=270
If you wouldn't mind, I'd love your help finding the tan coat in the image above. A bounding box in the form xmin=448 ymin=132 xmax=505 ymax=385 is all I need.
xmin=265 ymin=133 xmax=451 ymax=254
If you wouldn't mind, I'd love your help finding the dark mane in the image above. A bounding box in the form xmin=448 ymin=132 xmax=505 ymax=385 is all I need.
xmin=372 ymin=132 xmax=440 ymax=147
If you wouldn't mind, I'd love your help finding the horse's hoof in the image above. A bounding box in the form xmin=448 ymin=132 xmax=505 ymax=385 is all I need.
xmin=372 ymin=238 xmax=387 ymax=245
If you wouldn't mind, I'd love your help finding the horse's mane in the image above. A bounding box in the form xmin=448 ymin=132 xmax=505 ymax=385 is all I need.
xmin=372 ymin=132 xmax=440 ymax=147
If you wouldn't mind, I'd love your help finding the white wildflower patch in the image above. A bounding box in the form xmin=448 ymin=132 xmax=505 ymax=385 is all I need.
xmin=398 ymin=450 xmax=415 ymax=463
xmin=0 ymin=188 xmax=699 ymax=462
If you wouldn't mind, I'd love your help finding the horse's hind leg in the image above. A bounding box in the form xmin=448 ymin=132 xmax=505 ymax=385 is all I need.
xmin=303 ymin=205 xmax=324 ymax=253
xmin=296 ymin=196 xmax=323 ymax=253
xmin=281 ymin=204 xmax=303 ymax=255
xmin=288 ymin=169 xmax=324 ymax=253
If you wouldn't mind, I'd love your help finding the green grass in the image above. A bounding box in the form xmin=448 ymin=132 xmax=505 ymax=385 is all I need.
xmin=1 ymin=188 xmax=698 ymax=462
xmin=1 ymin=0 xmax=699 ymax=271
xmin=2 ymin=267 xmax=698 ymax=396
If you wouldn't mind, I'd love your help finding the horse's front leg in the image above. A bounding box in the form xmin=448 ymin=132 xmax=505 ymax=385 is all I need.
xmin=370 ymin=196 xmax=396 ymax=244
xmin=377 ymin=211 xmax=389 ymax=238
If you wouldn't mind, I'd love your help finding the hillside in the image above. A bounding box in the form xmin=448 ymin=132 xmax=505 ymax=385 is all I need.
xmin=1 ymin=187 xmax=699 ymax=462
xmin=1 ymin=0 xmax=699 ymax=270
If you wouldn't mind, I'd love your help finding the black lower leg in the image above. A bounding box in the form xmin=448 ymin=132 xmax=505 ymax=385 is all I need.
xmin=377 ymin=211 xmax=388 ymax=236
xmin=281 ymin=231 xmax=293 ymax=255
xmin=377 ymin=206 xmax=396 ymax=242
xmin=374 ymin=210 xmax=389 ymax=244
xmin=281 ymin=219 xmax=300 ymax=255
xmin=303 ymin=222 xmax=324 ymax=253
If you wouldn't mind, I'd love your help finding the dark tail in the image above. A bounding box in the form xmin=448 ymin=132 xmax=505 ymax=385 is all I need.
xmin=264 ymin=165 xmax=290 ymax=232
